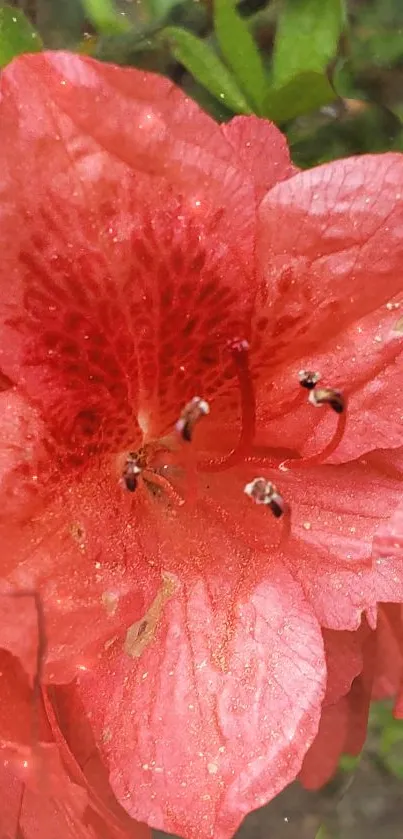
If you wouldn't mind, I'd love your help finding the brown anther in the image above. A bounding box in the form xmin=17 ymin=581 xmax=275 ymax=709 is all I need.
xmin=298 ymin=370 xmax=321 ymax=390
xmin=176 ymin=396 xmax=210 ymax=443
xmin=244 ymin=477 xmax=287 ymax=518
xmin=122 ymin=452 xmax=142 ymax=492
xmin=309 ymin=387 xmax=345 ymax=414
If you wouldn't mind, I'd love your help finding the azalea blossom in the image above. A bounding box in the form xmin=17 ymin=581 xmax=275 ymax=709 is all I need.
xmin=1 ymin=50 xmax=403 ymax=839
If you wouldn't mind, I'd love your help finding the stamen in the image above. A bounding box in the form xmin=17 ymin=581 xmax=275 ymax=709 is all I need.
xmin=283 ymin=387 xmax=347 ymax=468
xmin=176 ymin=396 xmax=210 ymax=442
xmin=244 ymin=477 xmax=287 ymax=518
xmin=243 ymin=477 xmax=292 ymax=549
xmin=199 ymin=338 xmax=256 ymax=473
xmin=299 ymin=370 xmax=321 ymax=390
xmin=121 ymin=452 xmax=142 ymax=492
xmin=309 ymin=386 xmax=345 ymax=414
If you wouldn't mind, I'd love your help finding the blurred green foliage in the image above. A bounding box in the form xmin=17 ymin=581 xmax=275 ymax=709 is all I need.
xmin=0 ymin=5 xmax=42 ymax=64
xmin=5 ymin=0 xmax=403 ymax=164
xmin=370 ymin=701 xmax=403 ymax=779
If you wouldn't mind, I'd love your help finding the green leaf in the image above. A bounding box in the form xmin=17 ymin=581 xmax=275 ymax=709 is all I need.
xmin=146 ymin=0 xmax=183 ymax=21
xmin=272 ymin=0 xmax=345 ymax=87
xmin=0 ymin=6 xmax=42 ymax=68
xmin=338 ymin=753 xmax=361 ymax=773
xmin=161 ymin=26 xmax=252 ymax=114
xmin=81 ymin=0 xmax=131 ymax=34
xmin=264 ymin=71 xmax=337 ymax=122
xmin=213 ymin=0 xmax=267 ymax=114
xmin=36 ymin=0 xmax=85 ymax=47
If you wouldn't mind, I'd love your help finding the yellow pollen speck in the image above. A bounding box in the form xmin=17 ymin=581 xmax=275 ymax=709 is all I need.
xmin=70 ymin=522 xmax=86 ymax=550
xmin=303 ymin=521 xmax=312 ymax=530
xmin=102 ymin=591 xmax=119 ymax=616
xmin=102 ymin=727 xmax=112 ymax=744
xmin=124 ymin=573 xmax=177 ymax=659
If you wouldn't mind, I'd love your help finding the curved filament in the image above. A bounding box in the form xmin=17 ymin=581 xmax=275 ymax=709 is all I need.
xmin=282 ymin=404 xmax=347 ymax=470
xmin=199 ymin=341 xmax=256 ymax=473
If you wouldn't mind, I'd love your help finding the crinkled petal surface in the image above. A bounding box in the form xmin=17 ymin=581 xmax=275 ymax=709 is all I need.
xmin=220 ymin=116 xmax=297 ymax=200
xmin=242 ymin=457 xmax=403 ymax=629
xmin=73 ymin=562 xmax=325 ymax=839
xmin=256 ymin=154 xmax=403 ymax=370
xmin=256 ymin=302 xmax=403 ymax=463
xmin=0 ymin=394 xmax=160 ymax=683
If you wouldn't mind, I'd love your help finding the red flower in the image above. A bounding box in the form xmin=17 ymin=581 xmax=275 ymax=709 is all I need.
xmin=1 ymin=50 xmax=403 ymax=839
xmin=300 ymin=497 xmax=403 ymax=790
xmin=300 ymin=611 xmax=403 ymax=790
xmin=0 ymin=648 xmax=151 ymax=838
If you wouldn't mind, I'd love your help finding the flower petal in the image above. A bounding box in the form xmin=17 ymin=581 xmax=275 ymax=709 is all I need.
xmin=74 ymin=564 xmax=325 ymax=839
xmin=274 ymin=456 xmax=403 ymax=629
xmin=0 ymin=748 xmax=94 ymax=839
xmin=42 ymin=687 xmax=152 ymax=839
xmin=0 ymin=649 xmax=51 ymax=749
xmin=0 ymin=393 xmax=160 ymax=683
xmin=0 ymin=652 xmax=103 ymax=839
xmin=299 ymin=699 xmax=348 ymax=790
xmin=256 ymin=154 xmax=403 ymax=369
xmin=221 ymin=116 xmax=296 ymax=200
xmin=371 ymin=605 xmax=403 ymax=700
xmin=322 ymin=628 xmax=364 ymax=705
xmin=255 ymin=300 xmax=403 ymax=463
xmin=1 ymin=51 xmax=256 ymax=252
xmin=0 ymin=57 xmax=258 ymax=442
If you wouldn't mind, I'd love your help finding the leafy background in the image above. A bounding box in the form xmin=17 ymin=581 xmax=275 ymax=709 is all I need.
xmin=1 ymin=0 xmax=403 ymax=835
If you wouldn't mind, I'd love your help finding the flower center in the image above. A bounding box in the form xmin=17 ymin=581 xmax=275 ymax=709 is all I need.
xmin=118 ymin=341 xmax=348 ymax=525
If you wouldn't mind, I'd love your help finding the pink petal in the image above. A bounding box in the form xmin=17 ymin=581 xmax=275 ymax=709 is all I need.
xmin=271 ymin=457 xmax=403 ymax=629
xmin=322 ymin=627 xmax=365 ymax=705
xmin=0 ymin=649 xmax=51 ymax=748
xmin=371 ymin=605 xmax=403 ymax=699
xmin=0 ymin=60 xmax=257 ymax=440
xmin=299 ymin=699 xmax=348 ymax=790
xmin=42 ymin=688 xmax=152 ymax=839
xmin=0 ymin=746 xmax=96 ymax=839
xmin=373 ymin=496 xmax=403 ymax=564
xmin=255 ymin=301 xmax=403 ymax=463
xmin=74 ymin=563 xmax=325 ymax=839
xmin=221 ymin=116 xmax=296 ymax=200
xmin=0 ymin=51 xmax=257 ymax=261
xmin=177 ymin=454 xmax=402 ymax=633
xmin=298 ymin=303 xmax=403 ymax=461
xmin=344 ymin=673 xmax=372 ymax=756
xmin=256 ymin=155 xmax=403 ymax=370
xmin=0 ymin=655 xmax=100 ymax=839
xmin=0 ymin=391 xmax=160 ymax=683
